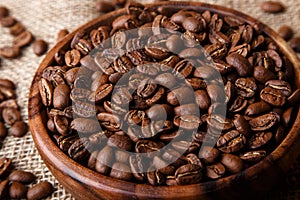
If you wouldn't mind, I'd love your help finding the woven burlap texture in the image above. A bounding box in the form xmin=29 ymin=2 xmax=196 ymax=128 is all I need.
xmin=0 ymin=0 xmax=299 ymax=199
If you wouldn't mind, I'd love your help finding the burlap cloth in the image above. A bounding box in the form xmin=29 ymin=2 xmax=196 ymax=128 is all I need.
xmin=0 ymin=0 xmax=299 ymax=199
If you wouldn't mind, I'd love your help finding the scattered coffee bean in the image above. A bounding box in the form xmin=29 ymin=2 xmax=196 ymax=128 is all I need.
xmin=9 ymin=181 xmax=27 ymax=199
xmin=96 ymin=1 xmax=115 ymax=13
xmin=0 ymin=16 xmax=16 ymax=27
xmin=0 ymin=46 xmax=21 ymax=58
xmin=9 ymin=22 xmax=25 ymax=36
xmin=32 ymin=39 xmax=48 ymax=56
xmin=8 ymin=170 xmax=35 ymax=183
xmin=0 ymin=6 xmax=9 ymax=18
xmin=8 ymin=121 xmax=28 ymax=137
xmin=278 ymin=25 xmax=293 ymax=41
xmin=27 ymin=181 xmax=54 ymax=200
xmin=289 ymin=37 xmax=300 ymax=52
xmin=13 ymin=31 xmax=33 ymax=48
xmin=260 ymin=1 xmax=285 ymax=13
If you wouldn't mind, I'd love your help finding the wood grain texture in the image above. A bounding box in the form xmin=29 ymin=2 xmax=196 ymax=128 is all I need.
xmin=28 ymin=2 xmax=300 ymax=200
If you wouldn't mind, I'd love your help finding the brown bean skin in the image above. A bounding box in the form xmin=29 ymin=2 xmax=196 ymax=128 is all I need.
xmin=8 ymin=170 xmax=36 ymax=183
xmin=27 ymin=181 xmax=54 ymax=200
xmin=260 ymin=1 xmax=285 ymax=13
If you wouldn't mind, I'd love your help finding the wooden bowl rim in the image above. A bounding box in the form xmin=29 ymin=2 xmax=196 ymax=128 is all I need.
xmin=28 ymin=1 xmax=300 ymax=198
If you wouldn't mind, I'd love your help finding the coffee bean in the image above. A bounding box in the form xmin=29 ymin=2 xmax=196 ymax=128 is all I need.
xmin=198 ymin=146 xmax=220 ymax=164
xmin=0 ymin=6 xmax=9 ymax=18
xmin=71 ymin=118 xmax=100 ymax=134
xmin=95 ymin=146 xmax=114 ymax=174
xmin=260 ymin=1 xmax=285 ymax=13
xmin=93 ymin=83 xmax=113 ymax=103
xmin=9 ymin=181 xmax=27 ymax=199
xmin=235 ymin=77 xmax=257 ymax=98
xmin=0 ymin=16 xmax=16 ymax=27
xmin=220 ymin=153 xmax=244 ymax=174
xmin=217 ymin=130 xmax=246 ymax=153
xmin=253 ymin=65 xmax=276 ymax=84
xmin=27 ymin=181 xmax=54 ymax=200
xmin=206 ymin=162 xmax=226 ymax=179
xmin=108 ymin=134 xmax=133 ymax=151
xmin=194 ymin=90 xmax=211 ymax=110
xmin=289 ymin=37 xmax=300 ymax=52
xmin=167 ymin=86 xmax=194 ymax=105
xmin=288 ymin=88 xmax=300 ymax=106
xmin=173 ymin=115 xmax=202 ymax=130
xmin=68 ymin=137 xmax=91 ymax=161
xmin=226 ymin=52 xmax=253 ymax=77
xmin=9 ymin=22 xmax=25 ymax=36
xmin=175 ymin=164 xmax=203 ymax=185
xmin=0 ymin=46 xmax=21 ymax=58
xmin=110 ymin=162 xmax=133 ymax=181
xmin=33 ymin=39 xmax=48 ymax=56
xmin=260 ymin=87 xmax=286 ymax=106
xmin=9 ymin=121 xmax=28 ymax=137
xmin=53 ymin=84 xmax=70 ymax=109
xmin=0 ymin=180 xmax=9 ymax=199
xmin=240 ymin=150 xmax=266 ymax=162
xmin=206 ymin=84 xmax=226 ymax=103
xmin=278 ymin=25 xmax=293 ymax=41
xmin=96 ymin=1 xmax=115 ymax=13
xmin=249 ymin=112 xmax=280 ymax=131
xmin=248 ymin=132 xmax=273 ymax=149
xmin=13 ymin=31 xmax=33 ymax=48
xmin=233 ymin=114 xmax=250 ymax=136
xmin=56 ymin=29 xmax=69 ymax=42
xmin=2 ymin=108 xmax=21 ymax=125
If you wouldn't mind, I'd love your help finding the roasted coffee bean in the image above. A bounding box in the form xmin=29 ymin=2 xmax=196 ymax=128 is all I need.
xmin=68 ymin=137 xmax=90 ymax=161
xmin=226 ymin=52 xmax=253 ymax=77
xmin=147 ymin=166 xmax=165 ymax=186
xmin=249 ymin=112 xmax=280 ymax=131
xmin=0 ymin=157 xmax=12 ymax=177
xmin=248 ymin=132 xmax=273 ymax=149
xmin=53 ymin=115 xmax=69 ymax=135
xmin=217 ymin=130 xmax=246 ymax=153
xmin=96 ymin=1 xmax=115 ymax=13
xmin=207 ymin=114 xmax=233 ymax=131
xmin=253 ymin=65 xmax=276 ymax=84
xmin=32 ymin=39 xmax=47 ymax=55
xmin=9 ymin=121 xmax=28 ymax=137
xmin=175 ymin=164 xmax=203 ymax=185
xmin=167 ymin=86 xmax=194 ymax=105
xmin=194 ymin=90 xmax=211 ymax=110
xmin=39 ymin=78 xmax=53 ymax=106
xmin=94 ymin=83 xmax=113 ymax=103
xmin=235 ymin=77 xmax=257 ymax=98
xmin=0 ymin=79 xmax=15 ymax=89
xmin=88 ymin=150 xmax=99 ymax=169
xmin=173 ymin=115 xmax=202 ymax=130
xmin=240 ymin=150 xmax=266 ymax=162
xmin=110 ymin=162 xmax=133 ymax=181
xmin=13 ymin=31 xmax=33 ymax=48
xmin=129 ymin=155 xmax=146 ymax=181
xmin=220 ymin=153 xmax=244 ymax=174
xmin=265 ymin=79 xmax=292 ymax=97
xmin=9 ymin=181 xmax=27 ymax=199
xmin=182 ymin=16 xmax=204 ymax=33
xmin=174 ymin=104 xmax=199 ymax=116
xmin=166 ymin=34 xmax=184 ymax=53
xmin=112 ymin=14 xmax=138 ymax=31
xmin=108 ymin=134 xmax=133 ymax=151
xmin=155 ymin=73 xmax=177 ymax=89
xmin=8 ymin=170 xmax=35 ymax=183
xmin=9 ymin=22 xmax=25 ymax=36
xmin=260 ymin=1 xmax=285 ymax=13
xmin=0 ymin=6 xmax=9 ymax=18
xmin=27 ymin=181 xmax=54 ymax=200
xmin=65 ymin=49 xmax=81 ymax=67
xmin=0 ymin=16 xmax=16 ymax=27
xmin=0 ymin=180 xmax=9 ymax=199
xmin=206 ymin=84 xmax=226 ymax=103
xmin=137 ymin=78 xmax=157 ymax=98
xmin=95 ymin=146 xmax=114 ymax=174
xmin=0 ymin=46 xmax=21 ymax=58
xmin=206 ymin=162 xmax=226 ymax=179
xmin=73 ymin=100 xmax=96 ymax=118
xmin=282 ymin=107 xmax=295 ymax=128
xmin=208 ymin=102 xmax=226 ymax=116
xmin=71 ymin=118 xmax=100 ymax=134
xmin=233 ymin=114 xmax=250 ymax=136
xmin=136 ymin=140 xmax=164 ymax=154
xmin=278 ymin=25 xmax=293 ymax=41
xmin=57 ymin=29 xmax=69 ymax=42
xmin=97 ymin=112 xmax=122 ymax=131
xmin=2 ymin=108 xmax=21 ymax=125
xmin=53 ymin=84 xmax=70 ymax=109
xmin=289 ymin=37 xmax=300 ymax=52
xmin=260 ymin=87 xmax=286 ymax=106
xmin=146 ymin=104 xmax=172 ymax=121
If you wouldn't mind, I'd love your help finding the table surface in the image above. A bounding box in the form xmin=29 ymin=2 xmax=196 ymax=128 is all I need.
xmin=0 ymin=0 xmax=299 ymax=199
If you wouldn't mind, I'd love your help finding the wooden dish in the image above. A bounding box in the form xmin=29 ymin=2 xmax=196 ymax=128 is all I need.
xmin=28 ymin=2 xmax=300 ymax=200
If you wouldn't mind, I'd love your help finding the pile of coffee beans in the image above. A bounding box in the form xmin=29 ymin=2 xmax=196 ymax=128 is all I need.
xmin=0 ymin=6 xmax=48 ymax=59
xmin=0 ymin=157 xmax=54 ymax=199
xmin=0 ymin=78 xmax=28 ymax=140
xmin=38 ymin=2 xmax=300 ymax=186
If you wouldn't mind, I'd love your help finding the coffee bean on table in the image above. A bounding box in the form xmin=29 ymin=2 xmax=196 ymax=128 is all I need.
xmin=278 ymin=25 xmax=293 ymax=41
xmin=9 ymin=121 xmax=28 ymax=137
xmin=96 ymin=1 xmax=115 ymax=13
xmin=0 ymin=6 xmax=9 ymax=18
xmin=27 ymin=181 xmax=54 ymax=200
xmin=8 ymin=170 xmax=35 ymax=183
xmin=13 ymin=31 xmax=33 ymax=48
xmin=9 ymin=181 xmax=27 ymax=199
xmin=0 ymin=180 xmax=9 ymax=199
xmin=0 ymin=16 xmax=16 ymax=27
xmin=33 ymin=39 xmax=48 ymax=56
xmin=260 ymin=1 xmax=285 ymax=13
xmin=0 ymin=46 xmax=21 ymax=58
xmin=9 ymin=22 xmax=25 ymax=36
xmin=289 ymin=37 xmax=300 ymax=52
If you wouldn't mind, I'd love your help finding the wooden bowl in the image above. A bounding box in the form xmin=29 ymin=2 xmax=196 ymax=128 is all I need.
xmin=28 ymin=2 xmax=300 ymax=200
